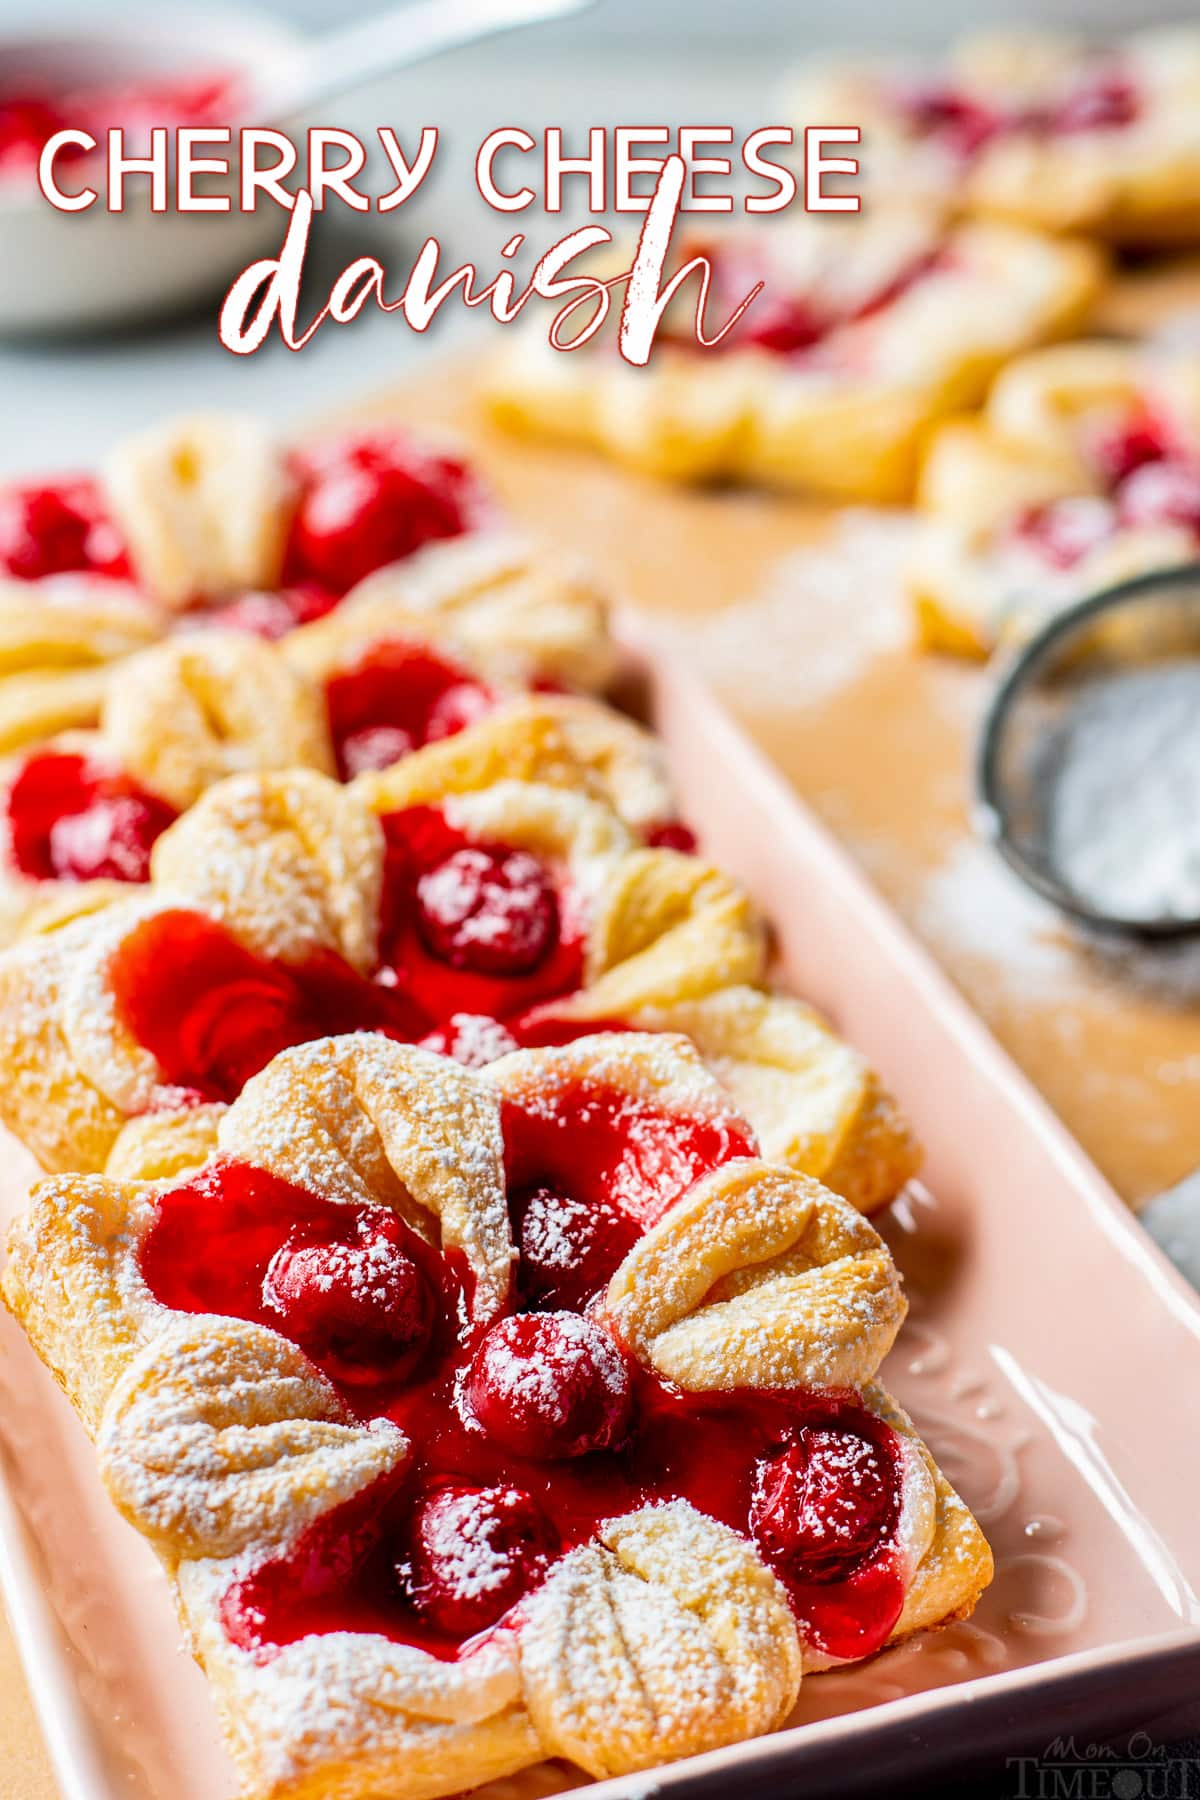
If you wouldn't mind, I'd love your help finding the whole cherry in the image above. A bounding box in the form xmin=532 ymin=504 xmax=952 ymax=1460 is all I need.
xmin=263 ymin=1209 xmax=435 ymax=1385
xmin=6 ymin=752 xmax=176 ymax=885
xmin=466 ymin=1311 xmax=634 ymax=1461
xmin=0 ymin=479 xmax=129 ymax=583
xmin=402 ymin=1481 xmax=557 ymax=1637
xmin=415 ymin=845 xmax=559 ymax=976
xmin=286 ymin=432 xmax=478 ymax=592
xmin=511 ymin=1182 xmax=641 ymax=1312
xmin=749 ymin=1425 xmax=897 ymax=1585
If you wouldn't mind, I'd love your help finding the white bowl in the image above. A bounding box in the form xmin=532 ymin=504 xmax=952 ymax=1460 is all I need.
xmin=0 ymin=7 xmax=304 ymax=335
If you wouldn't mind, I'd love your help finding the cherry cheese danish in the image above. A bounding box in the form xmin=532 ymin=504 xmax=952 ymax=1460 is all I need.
xmin=3 ymin=1031 xmax=990 ymax=1800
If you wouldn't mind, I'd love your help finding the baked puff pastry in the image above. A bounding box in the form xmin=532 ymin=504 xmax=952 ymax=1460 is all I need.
xmin=0 ymin=632 xmax=335 ymax=944
xmin=98 ymin=412 xmax=493 ymax=617
xmin=486 ymin=208 xmax=1103 ymax=501
xmin=2 ymin=1031 xmax=991 ymax=1799
xmin=0 ymin=532 xmax=619 ymax=944
xmin=790 ymin=28 xmax=1200 ymax=248
xmin=0 ymin=743 xmax=917 ymax=1217
xmin=0 ymin=764 xmax=762 ymax=1172
xmin=909 ymin=340 xmax=1200 ymax=656
xmin=0 ymin=410 xmax=581 ymax=654
xmin=0 ymin=576 xmax=161 ymax=755
xmin=286 ymin=531 xmax=617 ymax=702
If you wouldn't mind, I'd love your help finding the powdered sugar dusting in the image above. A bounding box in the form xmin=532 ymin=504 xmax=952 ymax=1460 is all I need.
xmin=654 ymin=512 xmax=913 ymax=709
xmin=916 ymin=840 xmax=1080 ymax=1002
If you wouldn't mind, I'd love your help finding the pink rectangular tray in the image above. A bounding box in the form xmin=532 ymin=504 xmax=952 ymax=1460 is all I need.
xmin=2 ymin=621 xmax=1199 ymax=1800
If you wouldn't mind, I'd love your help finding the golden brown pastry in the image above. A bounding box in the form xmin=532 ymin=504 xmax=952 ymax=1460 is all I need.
xmin=0 ymin=765 xmax=762 ymax=1172
xmin=790 ymin=28 xmax=1200 ymax=246
xmin=487 ymin=209 xmax=1102 ymax=501
xmin=910 ymin=340 xmax=1200 ymax=656
xmin=0 ymin=526 xmax=619 ymax=947
xmin=0 ymin=576 xmax=161 ymax=754
xmin=2 ymin=1032 xmax=991 ymax=1800
xmin=0 ymin=750 xmax=916 ymax=1217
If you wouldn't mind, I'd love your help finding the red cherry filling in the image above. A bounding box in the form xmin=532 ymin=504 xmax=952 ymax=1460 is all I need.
xmin=110 ymin=909 xmax=423 ymax=1103
xmin=510 ymin=1181 xmax=640 ymax=1312
xmin=0 ymin=94 xmax=71 ymax=174
xmin=6 ymin=752 xmax=176 ymax=884
xmin=325 ymin=641 xmax=496 ymax=780
xmin=415 ymin=846 xmax=558 ymax=976
xmin=417 ymin=1012 xmax=520 ymax=1069
xmin=0 ymin=478 xmax=129 ymax=582
xmin=502 ymin=1080 xmax=757 ymax=1233
xmin=222 ymin=1380 xmax=907 ymax=1663
xmin=379 ymin=807 xmax=584 ymax=1026
xmin=502 ymin=1079 xmax=755 ymax=1308
xmin=736 ymin=292 xmax=827 ymax=356
xmin=1007 ymin=495 xmax=1117 ymax=570
xmin=264 ymin=1211 xmax=435 ymax=1386
xmin=75 ymin=72 xmax=236 ymax=142
xmin=644 ymin=818 xmax=698 ymax=854
xmin=1116 ymin=460 xmax=1200 ymax=534
xmin=893 ymin=81 xmax=1001 ymax=159
xmin=401 ymin=1483 xmax=557 ymax=1638
xmin=285 ymin=431 xmax=486 ymax=594
xmin=163 ymin=1155 xmax=903 ymax=1663
xmin=1006 ymin=408 xmax=1200 ymax=569
xmin=104 ymin=811 xmax=595 ymax=1098
xmin=673 ymin=237 xmax=943 ymax=361
xmin=894 ymin=66 xmax=1140 ymax=156
xmin=750 ymin=1426 xmax=898 ymax=1586
xmin=466 ymin=1313 xmax=633 ymax=1461
xmin=147 ymin=1122 xmax=904 ymax=1665
xmin=1088 ymin=409 xmax=1173 ymax=488
xmin=1050 ymin=72 xmax=1140 ymax=135
xmin=139 ymin=1162 xmax=467 ymax=1394
xmin=194 ymin=582 xmax=341 ymax=640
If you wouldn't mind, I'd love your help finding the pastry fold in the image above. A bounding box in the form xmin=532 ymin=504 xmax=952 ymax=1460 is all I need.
xmin=487 ymin=212 xmax=1102 ymax=502
xmin=909 ymin=340 xmax=1200 ymax=656
xmin=3 ymin=1032 xmax=991 ymax=1800
xmin=0 ymin=740 xmax=916 ymax=1217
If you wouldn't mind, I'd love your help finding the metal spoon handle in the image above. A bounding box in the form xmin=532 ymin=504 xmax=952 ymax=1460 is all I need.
xmin=253 ymin=0 xmax=591 ymax=122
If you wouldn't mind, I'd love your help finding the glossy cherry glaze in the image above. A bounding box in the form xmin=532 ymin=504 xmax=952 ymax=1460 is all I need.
xmin=104 ymin=795 xmax=599 ymax=1094
xmin=0 ymin=75 xmax=235 ymax=179
xmin=894 ymin=64 xmax=1141 ymax=159
xmin=325 ymin=641 xmax=496 ymax=779
xmin=378 ymin=806 xmax=584 ymax=1025
xmin=141 ymin=1160 xmax=474 ymax=1378
xmin=110 ymin=910 xmax=424 ymax=1104
xmin=892 ymin=81 xmax=1001 ymax=158
xmin=502 ymin=1076 xmax=756 ymax=1238
xmin=1006 ymin=406 xmax=1200 ymax=571
xmin=137 ymin=1131 xmax=907 ymax=1667
xmin=0 ymin=95 xmax=75 ymax=177
xmin=644 ymin=819 xmax=699 ymax=854
xmin=671 ymin=238 xmax=947 ymax=362
xmin=501 ymin=1069 xmax=756 ymax=1315
xmin=0 ymin=479 xmax=130 ymax=583
xmin=284 ymin=430 xmax=488 ymax=594
xmin=6 ymin=751 xmax=177 ymax=884
xmin=221 ymin=1366 xmax=906 ymax=1667
xmin=1087 ymin=408 xmax=1172 ymax=488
